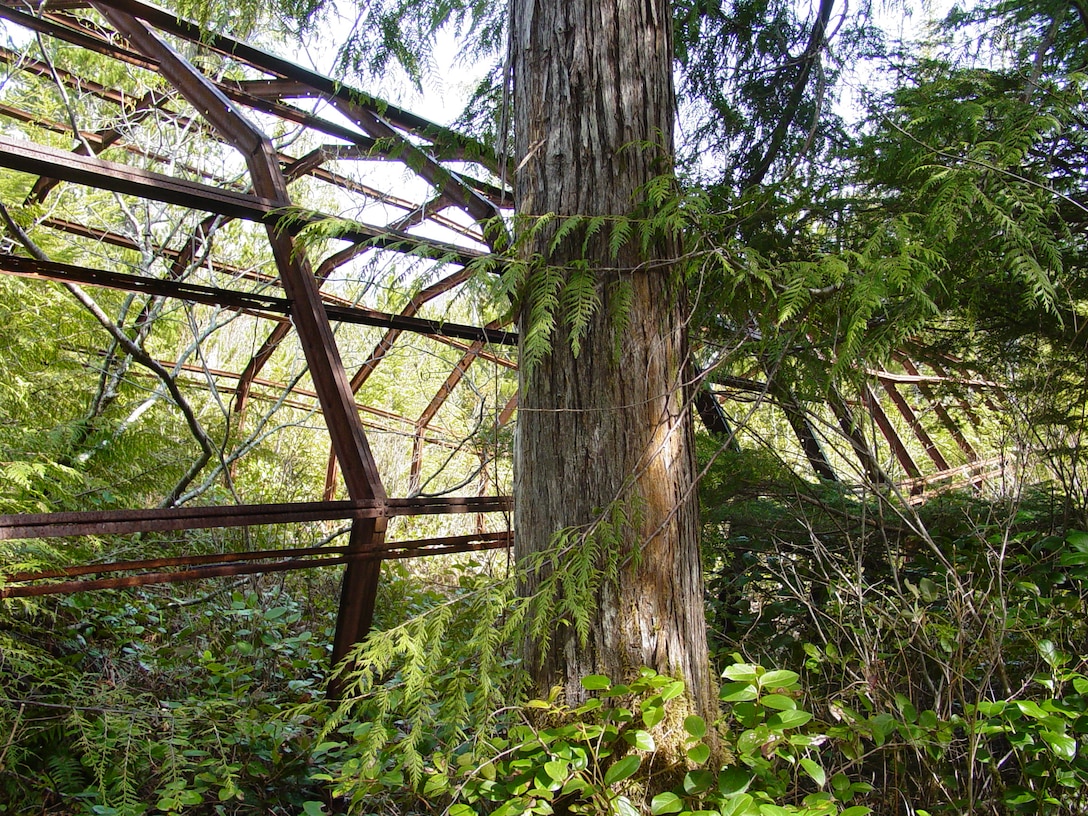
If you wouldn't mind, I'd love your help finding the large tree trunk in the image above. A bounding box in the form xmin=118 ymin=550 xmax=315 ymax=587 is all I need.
xmin=512 ymin=0 xmax=715 ymax=726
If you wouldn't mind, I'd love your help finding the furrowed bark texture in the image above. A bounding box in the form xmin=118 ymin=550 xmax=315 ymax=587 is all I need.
xmin=512 ymin=0 xmax=713 ymax=720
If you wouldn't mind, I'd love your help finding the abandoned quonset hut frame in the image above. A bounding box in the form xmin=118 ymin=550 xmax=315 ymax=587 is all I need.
xmin=0 ymin=0 xmax=1005 ymax=673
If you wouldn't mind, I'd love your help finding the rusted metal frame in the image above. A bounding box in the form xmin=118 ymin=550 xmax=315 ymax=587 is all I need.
xmin=38 ymin=216 xmax=309 ymax=299
xmin=347 ymin=268 xmax=478 ymax=392
xmin=331 ymin=97 xmax=500 ymax=227
xmin=0 ymin=136 xmax=485 ymax=265
xmin=7 ymin=0 xmax=505 ymax=178
xmin=0 ymin=253 xmax=514 ymax=345
xmin=1 ymin=533 xmax=513 ymax=599
xmin=0 ymin=2 xmax=156 ymax=70
xmin=1 ymin=556 xmax=357 ymax=597
xmin=299 ymin=160 xmax=486 ymax=243
xmin=0 ymin=101 xmax=106 ymax=146
xmin=7 ymin=531 xmax=511 ymax=583
xmin=859 ymin=385 xmax=923 ymax=482
xmin=868 ymin=368 xmax=1001 ymax=389
xmin=896 ymin=356 xmax=978 ymax=461
xmin=497 ymin=393 xmax=518 ymax=427
xmin=8 ymin=544 xmax=352 ymax=582
xmin=0 ymin=496 xmax=514 ymax=540
xmin=116 ymin=358 xmax=461 ymax=447
xmin=322 ymin=267 xmax=478 ymax=497
xmin=408 ymin=339 xmax=487 ymax=493
xmin=24 ymin=90 xmax=179 ymax=206
xmin=928 ymin=358 xmax=992 ymax=421
xmin=903 ymin=455 xmax=1005 ymax=492
xmin=4 ymin=0 xmax=511 ymax=203
xmin=232 ymin=191 xmax=472 ymax=420
xmin=765 ymin=381 xmax=838 ymax=481
xmin=1 ymin=499 xmax=382 ymax=539
xmin=88 ymin=0 xmax=507 ymax=174
xmin=149 ymin=356 xmax=462 ymax=446
xmin=878 ymin=377 xmax=951 ymax=472
xmin=0 ymin=44 xmax=175 ymax=128
xmin=826 ymin=387 xmax=892 ymax=485
xmin=94 ymin=6 xmax=393 ymax=673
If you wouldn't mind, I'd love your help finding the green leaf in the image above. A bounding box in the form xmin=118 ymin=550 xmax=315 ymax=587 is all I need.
xmin=661 ymin=680 xmax=686 ymax=701
xmin=1016 ymin=700 xmax=1049 ymax=719
xmin=758 ymin=669 xmax=799 ymax=689
xmin=687 ymin=743 xmax=711 ymax=764
xmin=543 ymin=760 xmax=568 ymax=783
xmin=581 ymin=674 xmax=612 ymax=690
xmin=683 ymin=769 xmax=715 ymax=795
xmin=650 ymin=792 xmax=684 ymax=815
xmin=447 ymin=806 xmax=477 ymax=816
xmin=800 ymin=758 xmax=826 ymax=786
xmin=643 ymin=702 xmax=666 ymax=729
xmin=766 ymin=710 xmax=813 ymax=730
xmin=603 ymin=755 xmax=642 ymax=786
xmin=723 ymin=663 xmax=760 ymax=683
xmin=1041 ymin=730 xmax=1077 ymax=761
xmin=683 ymin=715 xmax=707 ymax=738
xmin=626 ymin=730 xmax=656 ymax=752
xmin=718 ymin=767 xmax=753 ymax=795
xmin=614 ymin=796 xmax=641 ymax=816
xmin=760 ymin=694 xmax=797 ymax=711
xmin=839 ymin=808 xmax=873 ymax=816
xmin=302 ymin=803 xmax=326 ymax=816
xmin=720 ymin=682 xmax=759 ymax=702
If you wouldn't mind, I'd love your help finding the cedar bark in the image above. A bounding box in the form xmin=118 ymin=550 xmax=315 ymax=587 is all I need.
xmin=511 ymin=0 xmax=714 ymax=723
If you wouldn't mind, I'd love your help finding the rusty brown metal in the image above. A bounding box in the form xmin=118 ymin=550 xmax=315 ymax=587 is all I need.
xmin=878 ymin=379 xmax=951 ymax=472
xmin=0 ymin=0 xmax=517 ymax=684
xmin=861 ymin=386 xmax=922 ymax=481
xmin=0 ymin=497 xmax=513 ymax=540
xmin=897 ymin=357 xmax=978 ymax=462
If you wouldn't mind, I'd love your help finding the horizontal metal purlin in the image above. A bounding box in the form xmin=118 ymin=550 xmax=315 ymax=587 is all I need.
xmin=0 ymin=534 xmax=512 ymax=598
xmin=0 ymin=496 xmax=513 ymax=540
xmin=0 ymin=136 xmax=485 ymax=267
xmin=0 ymin=254 xmax=517 ymax=346
xmin=6 ymin=532 xmax=512 ymax=583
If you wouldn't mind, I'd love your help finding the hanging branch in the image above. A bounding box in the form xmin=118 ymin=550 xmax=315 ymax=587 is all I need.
xmin=0 ymin=202 xmax=216 ymax=507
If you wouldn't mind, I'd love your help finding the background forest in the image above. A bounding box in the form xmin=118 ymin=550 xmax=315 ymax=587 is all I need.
xmin=1 ymin=0 xmax=1087 ymax=813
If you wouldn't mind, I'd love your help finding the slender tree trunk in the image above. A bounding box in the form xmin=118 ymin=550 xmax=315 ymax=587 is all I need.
xmin=512 ymin=0 xmax=715 ymax=727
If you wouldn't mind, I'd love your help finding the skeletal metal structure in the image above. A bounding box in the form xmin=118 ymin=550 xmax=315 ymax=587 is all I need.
xmin=0 ymin=0 xmax=1005 ymax=670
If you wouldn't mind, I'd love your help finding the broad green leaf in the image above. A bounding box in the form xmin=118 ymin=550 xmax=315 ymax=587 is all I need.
xmin=718 ymin=767 xmax=753 ymax=795
xmin=720 ymin=794 xmax=754 ymax=816
xmin=448 ymin=806 xmax=478 ymax=816
xmin=723 ymin=663 xmax=760 ymax=683
xmin=603 ymin=755 xmax=641 ymax=786
xmin=661 ymin=680 xmax=686 ymax=701
xmin=683 ymin=769 xmax=715 ymax=794
xmin=650 ymin=792 xmax=684 ymax=815
xmin=582 ymin=674 xmax=612 ymax=690
xmin=840 ymin=808 xmax=873 ymax=816
xmin=1016 ymin=700 xmax=1049 ymax=719
xmin=683 ymin=715 xmax=707 ymax=738
xmin=1042 ymin=730 xmax=1077 ymax=760
xmin=626 ymin=730 xmax=656 ymax=752
xmin=614 ymin=795 xmax=640 ymax=816
xmin=766 ymin=710 xmax=812 ymax=730
xmin=543 ymin=760 xmax=568 ymax=783
xmin=302 ymin=803 xmax=326 ymax=816
xmin=687 ymin=743 xmax=711 ymax=764
xmin=720 ymin=682 xmax=759 ymax=702
xmin=758 ymin=669 xmax=799 ymax=689
xmin=760 ymin=694 xmax=797 ymax=711
xmin=800 ymin=757 xmax=826 ymax=786
xmin=643 ymin=702 xmax=666 ymax=729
